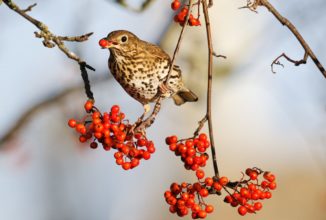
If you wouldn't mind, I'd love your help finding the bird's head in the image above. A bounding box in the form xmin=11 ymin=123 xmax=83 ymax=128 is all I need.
xmin=99 ymin=30 xmax=139 ymax=56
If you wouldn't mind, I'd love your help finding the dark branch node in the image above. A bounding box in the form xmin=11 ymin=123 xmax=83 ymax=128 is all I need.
xmin=79 ymin=62 xmax=95 ymax=100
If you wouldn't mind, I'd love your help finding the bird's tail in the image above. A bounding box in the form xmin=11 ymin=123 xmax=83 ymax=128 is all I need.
xmin=172 ymin=89 xmax=198 ymax=106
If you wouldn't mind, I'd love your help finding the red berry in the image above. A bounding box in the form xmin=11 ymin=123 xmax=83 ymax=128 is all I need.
xmin=185 ymin=140 xmax=194 ymax=148
xmin=249 ymin=171 xmax=258 ymax=180
xmin=197 ymin=210 xmax=207 ymax=218
xmin=261 ymin=180 xmax=269 ymax=189
xmin=122 ymin=162 xmax=131 ymax=170
xmin=171 ymin=0 xmax=181 ymax=11
xmin=264 ymin=172 xmax=276 ymax=182
xmin=205 ymin=204 xmax=214 ymax=213
xmin=79 ymin=135 xmax=87 ymax=143
xmin=254 ymin=202 xmax=263 ymax=211
xmin=169 ymin=205 xmax=176 ymax=213
xmin=164 ymin=191 xmax=172 ymax=199
xmin=199 ymin=188 xmax=209 ymax=197
xmin=213 ymin=182 xmax=222 ymax=191
xmin=142 ymin=151 xmax=151 ymax=160
xmin=219 ymin=176 xmax=229 ymax=186
xmin=166 ymin=196 xmax=177 ymax=205
xmin=131 ymin=158 xmax=140 ymax=168
xmin=224 ymin=195 xmax=233 ymax=203
xmin=240 ymin=187 xmax=250 ymax=199
xmin=76 ymin=124 xmax=86 ymax=134
xmin=99 ymin=38 xmax=109 ymax=48
xmin=198 ymin=133 xmax=207 ymax=141
xmin=204 ymin=177 xmax=213 ymax=186
xmin=238 ymin=206 xmax=247 ymax=216
xmin=189 ymin=18 xmax=201 ymax=26
xmin=196 ymin=169 xmax=205 ymax=179
xmin=166 ymin=135 xmax=178 ymax=144
xmin=90 ymin=142 xmax=98 ymax=149
xmin=68 ymin=119 xmax=77 ymax=128
xmin=269 ymin=182 xmax=277 ymax=190
xmin=169 ymin=143 xmax=177 ymax=151
xmin=116 ymin=158 xmax=123 ymax=165
xmin=265 ymin=191 xmax=272 ymax=199
xmin=84 ymin=100 xmax=93 ymax=112
xmin=111 ymin=105 xmax=120 ymax=114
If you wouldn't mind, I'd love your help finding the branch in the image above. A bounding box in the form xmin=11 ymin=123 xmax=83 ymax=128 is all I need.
xmin=0 ymin=75 xmax=109 ymax=147
xmin=3 ymin=0 xmax=96 ymax=99
xmin=3 ymin=0 xmax=93 ymax=64
xmin=202 ymin=0 xmax=219 ymax=177
xmin=242 ymin=0 xmax=326 ymax=78
xmin=114 ymin=0 xmax=155 ymax=12
xmin=0 ymin=87 xmax=80 ymax=147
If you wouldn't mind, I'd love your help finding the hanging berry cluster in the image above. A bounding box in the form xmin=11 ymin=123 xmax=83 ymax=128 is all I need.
xmin=223 ymin=168 xmax=277 ymax=216
xmin=165 ymin=134 xmax=210 ymax=170
xmin=164 ymin=180 xmax=214 ymax=218
xmin=164 ymin=134 xmax=277 ymax=218
xmin=68 ymin=100 xmax=155 ymax=170
xmin=171 ymin=0 xmax=201 ymax=26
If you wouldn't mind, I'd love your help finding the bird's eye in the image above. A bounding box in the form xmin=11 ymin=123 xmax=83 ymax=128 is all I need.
xmin=121 ymin=36 xmax=128 ymax=43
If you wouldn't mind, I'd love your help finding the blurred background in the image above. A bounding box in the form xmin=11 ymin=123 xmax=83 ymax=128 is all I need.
xmin=0 ymin=0 xmax=325 ymax=219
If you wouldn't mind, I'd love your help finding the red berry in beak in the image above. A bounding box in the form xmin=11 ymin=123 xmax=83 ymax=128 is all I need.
xmin=99 ymin=39 xmax=109 ymax=48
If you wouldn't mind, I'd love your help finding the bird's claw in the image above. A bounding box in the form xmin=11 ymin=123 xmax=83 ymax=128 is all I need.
xmin=159 ymin=83 xmax=172 ymax=95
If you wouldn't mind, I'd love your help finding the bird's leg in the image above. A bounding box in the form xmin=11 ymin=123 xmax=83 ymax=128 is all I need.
xmin=158 ymin=83 xmax=172 ymax=97
xmin=138 ymin=104 xmax=151 ymax=123
xmin=128 ymin=104 xmax=151 ymax=136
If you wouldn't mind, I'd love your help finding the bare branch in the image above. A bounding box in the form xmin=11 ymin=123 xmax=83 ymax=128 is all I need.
xmin=202 ymin=0 xmax=219 ymax=177
xmin=242 ymin=0 xmax=326 ymax=78
xmin=114 ymin=0 xmax=155 ymax=12
xmin=0 ymin=87 xmax=79 ymax=147
xmin=3 ymin=0 xmax=93 ymax=64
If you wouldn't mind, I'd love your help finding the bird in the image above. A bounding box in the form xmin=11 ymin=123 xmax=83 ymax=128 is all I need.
xmin=99 ymin=30 xmax=198 ymax=119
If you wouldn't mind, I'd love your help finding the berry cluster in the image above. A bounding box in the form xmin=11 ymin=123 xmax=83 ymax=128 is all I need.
xmin=164 ymin=180 xmax=214 ymax=218
xmin=171 ymin=1 xmax=201 ymax=26
xmin=165 ymin=133 xmax=210 ymax=171
xmin=223 ymin=168 xmax=277 ymax=216
xmin=164 ymin=131 xmax=276 ymax=218
xmin=68 ymin=100 xmax=155 ymax=170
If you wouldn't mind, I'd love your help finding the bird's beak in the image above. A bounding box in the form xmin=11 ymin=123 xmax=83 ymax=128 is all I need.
xmin=99 ymin=38 xmax=118 ymax=49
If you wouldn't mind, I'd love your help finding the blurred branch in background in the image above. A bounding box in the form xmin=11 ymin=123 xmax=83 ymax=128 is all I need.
xmin=0 ymin=76 xmax=109 ymax=147
xmin=242 ymin=0 xmax=326 ymax=78
xmin=113 ymin=0 xmax=155 ymax=12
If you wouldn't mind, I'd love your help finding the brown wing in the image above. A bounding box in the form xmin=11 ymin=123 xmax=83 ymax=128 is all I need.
xmin=140 ymin=40 xmax=170 ymax=61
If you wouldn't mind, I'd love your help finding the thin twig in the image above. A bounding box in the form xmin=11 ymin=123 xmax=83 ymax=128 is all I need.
xmin=22 ymin=3 xmax=37 ymax=12
xmin=243 ymin=0 xmax=326 ymax=78
xmin=202 ymin=0 xmax=219 ymax=177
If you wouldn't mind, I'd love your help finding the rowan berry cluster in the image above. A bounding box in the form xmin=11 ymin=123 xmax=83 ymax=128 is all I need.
xmin=68 ymin=100 xmax=155 ymax=170
xmin=165 ymin=133 xmax=210 ymax=170
xmin=164 ymin=180 xmax=214 ymax=218
xmin=223 ymin=168 xmax=277 ymax=216
xmin=171 ymin=0 xmax=201 ymax=26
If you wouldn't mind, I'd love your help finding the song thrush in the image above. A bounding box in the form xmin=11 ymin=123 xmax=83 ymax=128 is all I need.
xmin=99 ymin=30 xmax=198 ymax=117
